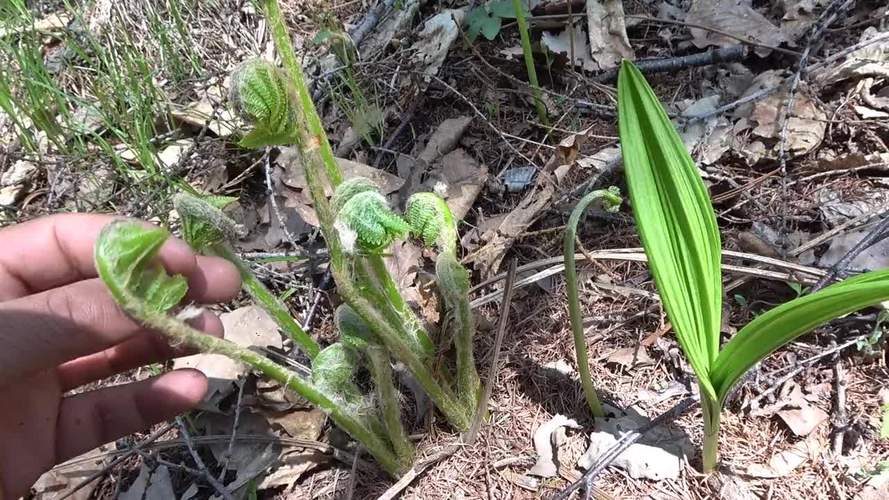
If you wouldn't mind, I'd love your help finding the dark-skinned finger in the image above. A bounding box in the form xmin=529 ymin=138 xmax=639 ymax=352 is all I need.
xmin=0 ymin=213 xmax=196 ymax=301
xmin=55 ymin=369 xmax=208 ymax=463
xmin=0 ymin=279 xmax=229 ymax=383
xmin=55 ymin=311 xmax=224 ymax=390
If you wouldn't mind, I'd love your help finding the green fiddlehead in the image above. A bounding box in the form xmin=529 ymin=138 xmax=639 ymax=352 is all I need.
xmin=332 ymin=177 xmax=410 ymax=254
xmin=405 ymin=192 xmax=458 ymax=255
xmin=229 ymin=59 xmax=300 ymax=149
xmin=564 ymin=186 xmax=623 ymax=419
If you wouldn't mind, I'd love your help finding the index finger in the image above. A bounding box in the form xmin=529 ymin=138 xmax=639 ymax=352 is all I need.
xmin=0 ymin=214 xmax=196 ymax=301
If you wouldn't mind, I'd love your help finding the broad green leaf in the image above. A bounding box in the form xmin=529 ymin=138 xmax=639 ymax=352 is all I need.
xmin=711 ymin=269 xmax=889 ymax=402
xmin=618 ymin=60 xmax=723 ymax=401
xmin=94 ymin=221 xmax=188 ymax=315
xmin=489 ymin=0 xmax=530 ymax=19
xmin=465 ymin=6 xmax=502 ymax=42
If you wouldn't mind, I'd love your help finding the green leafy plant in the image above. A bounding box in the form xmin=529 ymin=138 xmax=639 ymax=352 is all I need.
xmin=94 ymin=220 xmax=404 ymax=474
xmin=616 ymin=59 xmax=889 ymax=472
xmin=564 ymin=186 xmax=622 ymax=418
xmin=94 ymin=0 xmax=484 ymax=476
xmin=465 ymin=0 xmax=530 ymax=42
xmin=314 ymin=28 xmax=384 ymax=145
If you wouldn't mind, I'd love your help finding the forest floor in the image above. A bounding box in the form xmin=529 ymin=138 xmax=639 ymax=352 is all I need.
xmin=1 ymin=0 xmax=889 ymax=498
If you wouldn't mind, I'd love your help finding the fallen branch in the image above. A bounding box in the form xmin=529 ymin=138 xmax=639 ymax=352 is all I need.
xmin=813 ymin=215 xmax=889 ymax=290
xmin=593 ymin=45 xmax=748 ymax=83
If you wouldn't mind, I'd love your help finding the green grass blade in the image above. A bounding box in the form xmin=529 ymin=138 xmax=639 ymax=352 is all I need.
xmin=618 ymin=60 xmax=723 ymax=401
xmin=711 ymin=269 xmax=889 ymax=402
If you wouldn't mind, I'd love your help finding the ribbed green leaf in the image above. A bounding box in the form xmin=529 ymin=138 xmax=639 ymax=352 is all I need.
xmin=618 ymin=60 xmax=723 ymax=401
xmin=711 ymin=269 xmax=889 ymax=402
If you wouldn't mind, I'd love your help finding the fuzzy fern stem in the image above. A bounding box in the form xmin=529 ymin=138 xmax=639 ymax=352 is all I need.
xmin=261 ymin=0 xmax=342 ymax=186
xmin=364 ymin=255 xmax=434 ymax=357
xmin=437 ymin=251 xmax=479 ymax=409
xmin=366 ymin=347 xmax=414 ymax=463
xmin=303 ymin=152 xmax=471 ymax=430
xmin=564 ymin=187 xmax=622 ymax=419
xmin=211 ymin=243 xmax=321 ymax=358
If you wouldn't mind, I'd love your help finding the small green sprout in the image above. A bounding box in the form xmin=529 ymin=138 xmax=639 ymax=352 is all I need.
xmin=616 ymin=60 xmax=889 ymax=472
xmin=564 ymin=186 xmax=623 ymax=418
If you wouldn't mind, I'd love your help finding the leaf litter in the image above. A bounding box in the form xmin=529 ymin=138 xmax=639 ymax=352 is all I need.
xmin=12 ymin=0 xmax=889 ymax=497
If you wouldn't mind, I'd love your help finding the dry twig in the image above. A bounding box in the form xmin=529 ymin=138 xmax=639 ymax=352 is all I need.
xmin=465 ymin=258 xmax=518 ymax=445
xmin=175 ymin=417 xmax=235 ymax=500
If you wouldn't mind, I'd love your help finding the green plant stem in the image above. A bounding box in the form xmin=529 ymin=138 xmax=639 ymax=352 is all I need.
xmin=365 ymin=255 xmax=434 ymax=357
xmin=301 ymin=147 xmax=471 ymax=430
xmin=366 ymin=346 xmax=414 ymax=463
xmin=564 ymin=191 xmax=609 ymax=419
xmin=110 ymin=291 xmax=401 ymax=475
xmin=354 ymin=259 xmax=425 ymax=358
xmin=210 ymin=243 xmax=320 ymax=359
xmin=437 ymin=252 xmax=479 ymax=410
xmin=261 ymin=0 xmax=342 ymax=186
xmin=701 ymin=393 xmax=721 ymax=473
xmin=512 ymin=0 xmax=547 ymax=125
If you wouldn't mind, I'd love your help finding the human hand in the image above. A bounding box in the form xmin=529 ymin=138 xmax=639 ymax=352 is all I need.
xmin=0 ymin=214 xmax=241 ymax=498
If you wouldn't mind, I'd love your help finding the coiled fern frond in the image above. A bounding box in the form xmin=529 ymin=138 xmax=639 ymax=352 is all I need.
xmin=229 ymin=59 xmax=299 ymax=149
xmin=333 ymin=178 xmax=409 ymax=254
xmin=405 ymin=192 xmax=458 ymax=254
xmin=331 ymin=177 xmax=377 ymax=214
